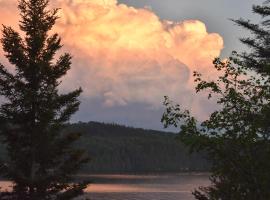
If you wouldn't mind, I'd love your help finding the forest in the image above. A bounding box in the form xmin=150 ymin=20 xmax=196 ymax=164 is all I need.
xmin=0 ymin=0 xmax=269 ymax=199
xmin=0 ymin=121 xmax=209 ymax=173
xmin=65 ymin=122 xmax=209 ymax=173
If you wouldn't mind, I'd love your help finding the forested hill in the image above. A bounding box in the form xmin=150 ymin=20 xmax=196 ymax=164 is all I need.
xmin=65 ymin=122 xmax=210 ymax=173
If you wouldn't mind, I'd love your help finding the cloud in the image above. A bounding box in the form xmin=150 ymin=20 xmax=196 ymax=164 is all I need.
xmin=0 ymin=0 xmax=223 ymax=123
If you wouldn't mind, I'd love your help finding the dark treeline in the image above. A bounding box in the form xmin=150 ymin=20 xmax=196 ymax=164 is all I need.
xmin=64 ymin=121 xmax=210 ymax=173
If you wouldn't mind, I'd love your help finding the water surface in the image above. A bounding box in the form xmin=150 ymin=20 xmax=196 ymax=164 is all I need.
xmin=0 ymin=173 xmax=210 ymax=200
xmin=81 ymin=174 xmax=209 ymax=200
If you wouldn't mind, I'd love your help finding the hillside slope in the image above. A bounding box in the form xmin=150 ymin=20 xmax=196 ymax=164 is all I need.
xmin=65 ymin=122 xmax=209 ymax=173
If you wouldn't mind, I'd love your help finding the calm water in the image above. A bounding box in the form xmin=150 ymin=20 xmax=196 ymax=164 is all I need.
xmin=0 ymin=174 xmax=210 ymax=200
xmin=80 ymin=174 xmax=209 ymax=200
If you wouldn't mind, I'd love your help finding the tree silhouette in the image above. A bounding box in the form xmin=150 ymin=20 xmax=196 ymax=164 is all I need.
xmin=0 ymin=0 xmax=89 ymax=199
xmin=162 ymin=1 xmax=270 ymax=199
xmin=233 ymin=1 xmax=270 ymax=74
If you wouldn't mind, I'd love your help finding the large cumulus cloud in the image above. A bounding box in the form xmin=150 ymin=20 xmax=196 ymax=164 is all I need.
xmin=0 ymin=0 xmax=224 ymax=127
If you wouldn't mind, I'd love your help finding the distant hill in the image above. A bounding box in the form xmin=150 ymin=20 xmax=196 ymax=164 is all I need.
xmin=65 ymin=122 xmax=210 ymax=173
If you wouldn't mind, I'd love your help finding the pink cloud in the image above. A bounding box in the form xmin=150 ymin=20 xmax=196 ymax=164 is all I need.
xmin=0 ymin=0 xmax=224 ymax=119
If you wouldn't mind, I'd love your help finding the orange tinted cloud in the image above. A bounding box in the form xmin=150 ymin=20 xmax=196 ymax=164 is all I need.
xmin=0 ymin=0 xmax=223 ymax=116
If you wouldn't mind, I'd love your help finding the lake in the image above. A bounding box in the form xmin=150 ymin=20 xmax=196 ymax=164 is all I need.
xmin=79 ymin=173 xmax=209 ymax=200
xmin=0 ymin=173 xmax=210 ymax=200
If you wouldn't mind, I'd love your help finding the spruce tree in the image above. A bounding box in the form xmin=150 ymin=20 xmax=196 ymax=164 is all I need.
xmin=0 ymin=0 xmax=89 ymax=199
xmin=233 ymin=1 xmax=270 ymax=74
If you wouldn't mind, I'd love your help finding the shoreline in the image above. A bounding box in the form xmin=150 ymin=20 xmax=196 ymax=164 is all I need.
xmin=0 ymin=172 xmax=210 ymax=181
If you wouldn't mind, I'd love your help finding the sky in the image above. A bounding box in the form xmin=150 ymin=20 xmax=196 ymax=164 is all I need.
xmin=119 ymin=0 xmax=263 ymax=57
xmin=0 ymin=0 xmax=266 ymax=130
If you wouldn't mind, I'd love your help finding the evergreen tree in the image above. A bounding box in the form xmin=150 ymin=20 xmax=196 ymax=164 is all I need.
xmin=233 ymin=1 xmax=270 ymax=74
xmin=162 ymin=1 xmax=270 ymax=199
xmin=0 ymin=0 xmax=89 ymax=199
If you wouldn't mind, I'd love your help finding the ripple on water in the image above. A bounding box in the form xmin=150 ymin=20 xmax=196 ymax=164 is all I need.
xmin=83 ymin=192 xmax=194 ymax=200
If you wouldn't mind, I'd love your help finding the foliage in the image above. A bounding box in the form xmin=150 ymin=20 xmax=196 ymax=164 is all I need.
xmin=162 ymin=1 xmax=270 ymax=199
xmin=232 ymin=1 xmax=270 ymax=75
xmin=0 ymin=0 xmax=88 ymax=199
xmin=162 ymin=55 xmax=270 ymax=199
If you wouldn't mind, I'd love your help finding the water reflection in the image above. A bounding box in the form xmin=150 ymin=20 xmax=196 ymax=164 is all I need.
xmin=1 ymin=174 xmax=210 ymax=200
xmin=84 ymin=174 xmax=209 ymax=200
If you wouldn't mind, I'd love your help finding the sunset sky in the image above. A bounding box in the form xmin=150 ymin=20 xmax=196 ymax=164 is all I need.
xmin=0 ymin=0 xmax=265 ymax=130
